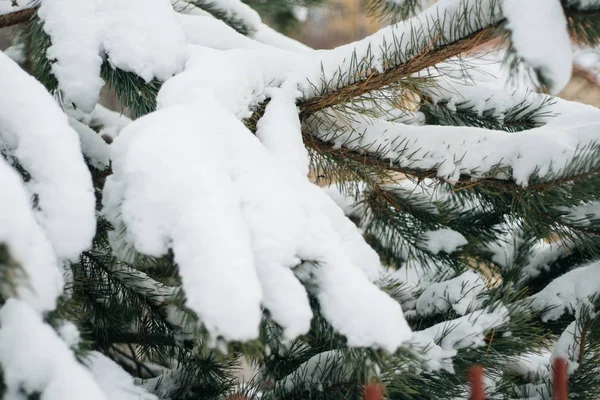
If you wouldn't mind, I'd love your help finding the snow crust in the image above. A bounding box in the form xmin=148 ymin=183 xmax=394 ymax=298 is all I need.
xmin=0 ymin=52 xmax=95 ymax=260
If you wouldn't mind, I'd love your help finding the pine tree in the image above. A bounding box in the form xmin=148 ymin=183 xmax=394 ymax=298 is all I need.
xmin=1 ymin=0 xmax=600 ymax=399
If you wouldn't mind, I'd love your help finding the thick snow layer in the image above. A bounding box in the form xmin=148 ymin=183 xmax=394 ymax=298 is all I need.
xmin=503 ymin=0 xmax=572 ymax=94
xmin=417 ymin=228 xmax=467 ymax=255
xmin=99 ymin=0 xmax=187 ymax=82
xmin=531 ymin=261 xmax=600 ymax=321
xmin=256 ymin=86 xmax=309 ymax=176
xmin=85 ymin=352 xmax=157 ymax=400
xmin=157 ymin=45 xmax=266 ymax=119
xmin=415 ymin=270 xmax=486 ymax=316
xmin=0 ymin=52 xmax=95 ymax=260
xmin=103 ymin=103 xmax=264 ymax=341
xmin=0 ymin=299 xmax=107 ymax=400
xmin=38 ymin=0 xmax=186 ymax=110
xmin=175 ymin=13 xmax=261 ymax=50
xmin=4 ymin=43 xmax=26 ymax=64
xmin=0 ymin=158 xmax=63 ymax=312
xmin=310 ymin=97 xmax=600 ymax=185
xmin=38 ymin=0 xmax=104 ymax=112
xmin=104 ymin=93 xmax=410 ymax=350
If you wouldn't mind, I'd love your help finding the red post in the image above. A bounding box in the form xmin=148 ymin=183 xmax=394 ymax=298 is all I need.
xmin=364 ymin=382 xmax=385 ymax=400
xmin=553 ymin=357 xmax=568 ymax=400
xmin=469 ymin=365 xmax=485 ymax=400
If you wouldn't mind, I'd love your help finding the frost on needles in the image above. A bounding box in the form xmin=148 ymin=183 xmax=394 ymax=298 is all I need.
xmin=2 ymin=0 xmax=600 ymax=399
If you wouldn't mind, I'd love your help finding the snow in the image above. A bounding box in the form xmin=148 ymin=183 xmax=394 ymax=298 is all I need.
xmin=417 ymin=228 xmax=467 ymax=255
xmin=531 ymin=261 xmax=600 ymax=321
xmin=105 ymin=85 xmax=411 ymax=349
xmin=503 ymin=0 xmax=573 ymax=94
xmin=85 ymin=352 xmax=157 ymax=400
xmin=157 ymin=45 xmax=266 ymax=119
xmin=208 ymin=0 xmax=262 ymax=32
xmin=256 ymin=86 xmax=309 ymax=176
xmin=278 ymin=350 xmax=356 ymax=394
xmin=0 ymin=299 xmax=107 ymax=400
xmin=253 ymin=24 xmax=312 ymax=52
xmin=0 ymin=52 xmax=96 ymax=261
xmin=57 ymin=321 xmax=81 ymax=348
xmin=309 ymin=96 xmax=600 ymax=185
xmin=99 ymin=0 xmax=187 ymax=83
xmin=410 ymin=306 xmax=509 ymax=372
xmin=38 ymin=0 xmax=186 ymax=110
xmin=103 ymin=102 xmax=264 ymax=341
xmin=0 ymin=0 xmax=36 ymax=15
xmin=507 ymin=351 xmax=552 ymax=381
xmin=38 ymin=0 xmax=104 ymax=112
xmin=0 ymin=157 xmax=63 ymax=312
xmin=69 ymin=117 xmax=110 ymax=170
xmin=175 ymin=13 xmax=261 ymax=50
xmin=551 ymin=321 xmax=581 ymax=375
xmin=521 ymin=240 xmax=568 ymax=281
xmin=415 ymin=270 xmax=486 ymax=316
xmin=85 ymin=104 xmax=132 ymax=142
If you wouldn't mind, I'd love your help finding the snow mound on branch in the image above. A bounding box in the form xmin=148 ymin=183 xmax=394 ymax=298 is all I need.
xmin=417 ymin=228 xmax=467 ymax=255
xmin=411 ymin=306 xmax=509 ymax=372
xmin=103 ymin=95 xmax=411 ymax=351
xmin=38 ymin=0 xmax=186 ymax=112
xmin=0 ymin=299 xmax=107 ymax=400
xmin=0 ymin=52 xmax=95 ymax=260
xmin=415 ymin=270 xmax=486 ymax=316
xmin=310 ymin=98 xmax=600 ymax=185
xmin=0 ymin=158 xmax=63 ymax=312
xmin=503 ymin=0 xmax=573 ymax=94
xmin=86 ymin=352 xmax=157 ymax=400
xmin=531 ymin=261 xmax=600 ymax=321
xmin=256 ymin=86 xmax=309 ymax=176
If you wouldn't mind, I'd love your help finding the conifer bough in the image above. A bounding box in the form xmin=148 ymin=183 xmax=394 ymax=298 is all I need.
xmin=1 ymin=0 xmax=600 ymax=399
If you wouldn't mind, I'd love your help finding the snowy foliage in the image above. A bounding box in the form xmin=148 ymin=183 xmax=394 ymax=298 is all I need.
xmin=2 ymin=0 xmax=600 ymax=398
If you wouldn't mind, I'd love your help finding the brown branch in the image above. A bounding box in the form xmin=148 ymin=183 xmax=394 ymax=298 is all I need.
xmin=298 ymin=25 xmax=502 ymax=118
xmin=0 ymin=7 xmax=37 ymax=29
xmin=304 ymin=131 xmax=600 ymax=193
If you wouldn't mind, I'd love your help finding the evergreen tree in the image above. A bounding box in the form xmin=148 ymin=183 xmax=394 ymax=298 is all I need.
xmin=1 ymin=0 xmax=600 ymax=399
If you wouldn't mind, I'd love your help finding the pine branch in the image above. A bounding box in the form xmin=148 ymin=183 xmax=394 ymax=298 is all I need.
xmin=299 ymin=7 xmax=600 ymax=119
xmin=298 ymin=25 xmax=501 ymax=118
xmin=0 ymin=7 xmax=36 ymax=28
